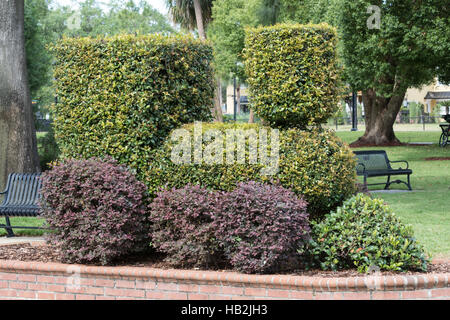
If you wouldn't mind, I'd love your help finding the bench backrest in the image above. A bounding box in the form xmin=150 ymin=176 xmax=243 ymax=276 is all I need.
xmin=0 ymin=173 xmax=42 ymax=207
xmin=353 ymin=150 xmax=392 ymax=173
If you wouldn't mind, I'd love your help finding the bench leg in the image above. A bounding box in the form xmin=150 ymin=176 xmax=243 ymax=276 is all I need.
xmin=384 ymin=175 xmax=391 ymax=190
xmin=4 ymin=216 xmax=15 ymax=238
xmin=407 ymin=174 xmax=412 ymax=191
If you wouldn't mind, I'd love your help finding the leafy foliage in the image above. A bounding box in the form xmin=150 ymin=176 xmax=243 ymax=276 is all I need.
xmin=50 ymin=34 xmax=215 ymax=183
xmin=214 ymin=181 xmax=310 ymax=274
xmin=149 ymin=184 xmax=223 ymax=268
xmin=40 ymin=157 xmax=150 ymax=265
xmin=147 ymin=122 xmax=356 ymax=217
xmin=307 ymin=194 xmax=430 ymax=273
xmin=243 ymin=23 xmax=341 ymax=129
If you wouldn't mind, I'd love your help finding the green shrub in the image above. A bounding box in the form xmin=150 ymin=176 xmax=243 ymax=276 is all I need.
xmin=307 ymin=194 xmax=429 ymax=273
xmin=38 ymin=126 xmax=60 ymax=171
xmin=50 ymin=34 xmax=215 ymax=181
xmin=243 ymin=23 xmax=341 ymax=129
xmin=146 ymin=122 xmax=356 ymax=217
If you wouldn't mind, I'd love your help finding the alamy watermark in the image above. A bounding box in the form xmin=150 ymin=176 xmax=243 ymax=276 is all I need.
xmin=367 ymin=5 xmax=381 ymax=29
xmin=66 ymin=11 xmax=81 ymax=31
xmin=170 ymin=122 xmax=280 ymax=176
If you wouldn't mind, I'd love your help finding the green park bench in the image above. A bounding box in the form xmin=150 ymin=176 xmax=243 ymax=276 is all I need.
xmin=354 ymin=150 xmax=412 ymax=191
xmin=0 ymin=173 xmax=42 ymax=237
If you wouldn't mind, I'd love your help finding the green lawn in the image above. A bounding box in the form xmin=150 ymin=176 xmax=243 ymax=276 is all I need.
xmin=337 ymin=131 xmax=450 ymax=259
xmin=2 ymin=130 xmax=449 ymax=259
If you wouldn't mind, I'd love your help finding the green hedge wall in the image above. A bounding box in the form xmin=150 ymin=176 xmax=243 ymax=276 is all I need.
xmin=50 ymin=34 xmax=215 ymax=180
xmin=146 ymin=122 xmax=356 ymax=218
xmin=243 ymin=23 xmax=341 ymax=129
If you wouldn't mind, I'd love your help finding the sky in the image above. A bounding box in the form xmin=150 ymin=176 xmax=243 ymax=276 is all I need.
xmin=53 ymin=0 xmax=169 ymax=16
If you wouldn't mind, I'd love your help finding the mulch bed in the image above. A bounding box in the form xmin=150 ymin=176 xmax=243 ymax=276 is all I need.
xmin=425 ymin=157 xmax=450 ymax=161
xmin=1 ymin=243 xmax=449 ymax=278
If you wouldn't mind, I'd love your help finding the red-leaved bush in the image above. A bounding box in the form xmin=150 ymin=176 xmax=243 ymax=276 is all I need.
xmin=149 ymin=185 xmax=223 ymax=268
xmin=214 ymin=182 xmax=311 ymax=274
xmin=40 ymin=157 xmax=150 ymax=265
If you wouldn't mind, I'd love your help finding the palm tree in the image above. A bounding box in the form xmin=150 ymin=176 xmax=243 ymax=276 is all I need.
xmin=165 ymin=0 xmax=212 ymax=39
xmin=165 ymin=0 xmax=222 ymax=121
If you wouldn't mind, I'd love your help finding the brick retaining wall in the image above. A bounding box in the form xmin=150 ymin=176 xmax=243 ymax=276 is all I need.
xmin=0 ymin=260 xmax=448 ymax=300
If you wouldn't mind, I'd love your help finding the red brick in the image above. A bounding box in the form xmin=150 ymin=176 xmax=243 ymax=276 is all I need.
xmin=37 ymin=292 xmax=55 ymax=300
xmin=95 ymin=279 xmax=115 ymax=287
xmin=28 ymin=283 xmax=47 ymax=291
xmin=79 ymin=278 xmax=96 ymax=286
xmin=104 ymin=288 xmax=145 ymax=298
xmin=76 ymin=294 xmax=96 ymax=300
xmin=157 ymin=282 xmax=178 ymax=291
xmin=37 ymin=275 xmax=55 ymax=284
xmin=401 ymin=290 xmax=430 ymax=299
xmin=289 ymin=291 xmax=314 ymax=300
xmin=0 ymin=281 xmax=7 ymax=289
xmin=145 ymin=291 xmax=165 ymax=299
xmin=164 ymin=292 xmax=188 ymax=300
xmin=0 ymin=273 xmax=17 ymax=281
xmin=209 ymin=295 xmax=233 ymax=300
xmin=314 ymin=292 xmax=335 ymax=300
xmin=116 ymin=280 xmax=136 ymax=288
xmin=177 ymin=283 xmax=199 ymax=293
xmin=199 ymin=285 xmax=222 ymax=294
xmin=46 ymin=284 xmax=66 ymax=293
xmin=135 ymin=280 xmax=156 ymax=290
xmin=55 ymin=293 xmax=76 ymax=300
xmin=9 ymin=282 xmax=28 ymax=290
xmin=431 ymin=288 xmax=450 ymax=298
xmin=267 ymin=289 xmax=290 ymax=298
xmin=244 ymin=287 xmax=266 ymax=297
xmin=0 ymin=289 xmax=17 ymax=297
xmin=17 ymin=274 xmax=36 ymax=282
xmin=371 ymin=291 xmax=401 ymax=300
xmin=16 ymin=290 xmax=36 ymax=299
xmin=222 ymin=286 xmax=244 ymax=295
xmin=95 ymin=296 xmax=116 ymax=300
xmin=188 ymin=293 xmax=209 ymax=300
xmin=341 ymin=292 xmax=371 ymax=300
xmin=84 ymin=286 xmax=104 ymax=295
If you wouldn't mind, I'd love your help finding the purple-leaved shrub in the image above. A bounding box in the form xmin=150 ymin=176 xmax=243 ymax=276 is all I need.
xmin=40 ymin=157 xmax=150 ymax=265
xmin=149 ymin=184 xmax=223 ymax=268
xmin=214 ymin=182 xmax=311 ymax=274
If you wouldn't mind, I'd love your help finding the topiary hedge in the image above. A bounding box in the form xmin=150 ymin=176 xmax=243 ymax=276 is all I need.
xmin=146 ymin=122 xmax=356 ymax=218
xmin=243 ymin=23 xmax=341 ymax=129
xmin=50 ymin=34 xmax=215 ymax=181
xmin=307 ymin=194 xmax=430 ymax=272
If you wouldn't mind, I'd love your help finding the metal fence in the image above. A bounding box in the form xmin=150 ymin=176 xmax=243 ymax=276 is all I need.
xmin=325 ymin=116 xmax=447 ymax=132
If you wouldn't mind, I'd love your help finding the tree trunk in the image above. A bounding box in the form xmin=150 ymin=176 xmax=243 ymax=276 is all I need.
xmin=248 ymin=108 xmax=254 ymax=123
xmin=0 ymin=0 xmax=40 ymax=188
xmin=352 ymin=88 xmax=407 ymax=145
xmin=193 ymin=0 xmax=206 ymax=40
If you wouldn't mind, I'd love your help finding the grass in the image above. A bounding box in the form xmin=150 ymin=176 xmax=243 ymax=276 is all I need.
xmin=2 ymin=130 xmax=449 ymax=259
xmin=337 ymin=130 xmax=450 ymax=259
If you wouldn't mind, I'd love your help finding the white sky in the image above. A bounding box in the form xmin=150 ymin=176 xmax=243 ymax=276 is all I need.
xmin=52 ymin=0 xmax=169 ymax=15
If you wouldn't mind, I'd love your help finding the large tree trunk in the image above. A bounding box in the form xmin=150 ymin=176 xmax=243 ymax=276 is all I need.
xmin=248 ymin=108 xmax=254 ymax=123
xmin=0 ymin=0 xmax=40 ymax=188
xmin=352 ymin=88 xmax=406 ymax=145
xmin=213 ymin=78 xmax=223 ymax=122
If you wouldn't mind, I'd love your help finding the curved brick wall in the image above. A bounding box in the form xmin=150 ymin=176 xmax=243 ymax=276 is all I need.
xmin=0 ymin=260 xmax=448 ymax=300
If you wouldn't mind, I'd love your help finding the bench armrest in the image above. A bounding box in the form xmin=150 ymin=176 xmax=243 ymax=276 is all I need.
xmin=356 ymin=162 xmax=366 ymax=174
xmin=389 ymin=160 xmax=409 ymax=170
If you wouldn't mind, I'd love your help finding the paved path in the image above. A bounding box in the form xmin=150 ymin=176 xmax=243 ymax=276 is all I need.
xmin=0 ymin=236 xmax=45 ymax=246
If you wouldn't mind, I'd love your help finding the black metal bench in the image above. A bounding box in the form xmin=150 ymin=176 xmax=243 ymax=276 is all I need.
xmin=354 ymin=150 xmax=412 ymax=191
xmin=0 ymin=173 xmax=42 ymax=237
